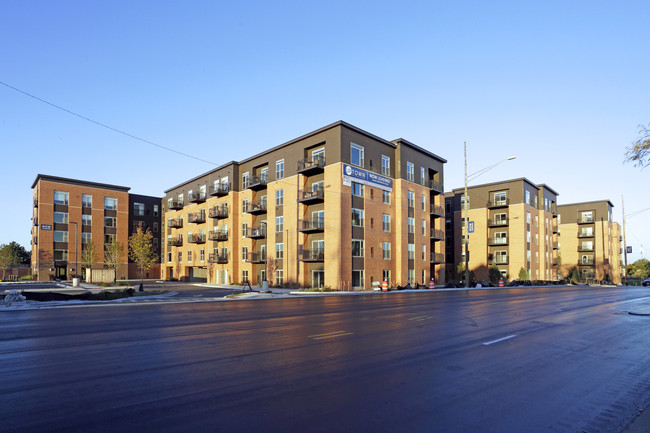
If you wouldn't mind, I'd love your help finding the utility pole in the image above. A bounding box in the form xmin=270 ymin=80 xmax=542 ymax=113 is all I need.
xmin=464 ymin=141 xmax=470 ymax=288
xmin=622 ymin=195 xmax=628 ymax=286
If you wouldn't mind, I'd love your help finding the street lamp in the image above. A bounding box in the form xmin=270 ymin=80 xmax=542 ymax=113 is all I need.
xmin=70 ymin=221 xmax=78 ymax=281
xmin=463 ymin=142 xmax=516 ymax=288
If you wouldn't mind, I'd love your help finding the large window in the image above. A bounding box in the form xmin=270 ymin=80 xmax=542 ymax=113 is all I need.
xmin=133 ymin=202 xmax=145 ymax=216
xmin=53 ymin=212 xmax=68 ymax=224
xmin=54 ymin=191 xmax=69 ymax=205
xmin=53 ymin=250 xmax=68 ymax=261
xmin=381 ymin=155 xmax=390 ymax=176
xmin=352 ymin=240 xmax=364 ymax=257
xmin=276 ymin=160 xmax=284 ymax=180
xmin=352 ymin=270 xmax=364 ymax=289
xmin=494 ymin=191 xmax=507 ymax=206
xmin=275 ymin=270 xmax=284 ymax=286
xmin=104 ymin=216 xmax=116 ymax=227
xmin=580 ymin=211 xmax=594 ymax=223
xmin=408 ymin=217 xmax=414 ymax=234
xmin=352 ymin=182 xmax=364 ymax=197
xmin=276 ymin=216 xmax=284 ymax=232
xmin=276 ymin=189 xmax=284 ymax=206
xmin=276 ymin=243 xmax=284 ymax=259
xmin=104 ymin=197 xmax=117 ymax=210
xmin=408 ymin=243 xmax=415 ymax=260
xmin=407 ymin=191 xmax=414 ymax=208
xmin=82 ymin=232 xmax=91 ymax=245
xmin=382 ymin=190 xmax=390 ymax=204
xmin=53 ymin=231 xmax=68 ymax=242
xmin=82 ymin=194 xmax=92 ymax=208
xmin=351 ymin=143 xmax=364 ymax=167
xmin=352 ymin=208 xmax=364 ymax=227
xmin=406 ymin=162 xmax=414 ymax=182
xmin=82 ymin=214 xmax=92 ymax=226
xmin=242 ymin=172 xmax=249 ymax=189
xmin=420 ymin=167 xmax=426 ymax=186
xmin=382 ymin=242 xmax=390 ymax=260
xmin=382 ymin=214 xmax=390 ymax=232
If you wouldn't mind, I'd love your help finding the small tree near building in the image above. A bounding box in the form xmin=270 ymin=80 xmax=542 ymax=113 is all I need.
xmin=81 ymin=239 xmax=98 ymax=283
xmin=0 ymin=243 xmax=20 ymax=280
xmin=488 ymin=264 xmax=502 ymax=285
xmin=104 ymin=240 xmax=125 ymax=283
xmin=129 ymin=228 xmax=157 ymax=287
xmin=518 ymin=267 xmax=529 ymax=281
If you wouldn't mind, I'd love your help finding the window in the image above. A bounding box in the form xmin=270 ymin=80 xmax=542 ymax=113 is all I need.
xmin=82 ymin=214 xmax=92 ymax=226
xmin=276 ymin=160 xmax=284 ymax=179
xmin=260 ymin=167 xmax=269 ymax=183
xmin=382 ymin=190 xmax=390 ymax=204
xmin=526 ymin=212 xmax=531 ymax=224
xmin=186 ymin=250 xmax=191 ymax=262
xmin=383 ymin=269 xmax=391 ymax=282
xmin=275 ymin=270 xmax=284 ymax=286
xmin=352 ymin=270 xmax=364 ymax=288
xmin=242 ymin=223 xmax=248 ymax=237
xmin=422 ymin=245 xmax=426 ymax=261
xmin=104 ymin=216 xmax=116 ymax=227
xmin=242 ymin=270 xmax=249 ymax=284
xmin=421 ymin=219 xmax=427 ymax=236
xmin=382 ymin=214 xmax=390 ymax=232
xmin=178 ymin=251 xmax=183 ymax=263
xmin=495 ymin=250 xmax=507 ymax=264
xmin=351 ymin=143 xmax=364 ymax=167
xmin=352 ymin=208 xmax=364 ymax=227
xmin=242 ymin=246 xmax=248 ymax=261
xmin=54 ymin=191 xmax=69 ymax=205
xmin=82 ymin=194 xmax=92 ymax=208
xmin=81 ymin=232 xmax=91 ymax=244
xmin=167 ymin=252 xmax=172 ymax=262
xmin=408 ymin=243 xmax=415 ymax=260
xmin=276 ymin=216 xmax=284 ymax=233
xmin=153 ymin=238 xmax=158 ymax=249
xmin=105 ymin=197 xmax=117 ymax=210
xmin=53 ymin=231 xmax=68 ymax=242
xmin=177 ymin=194 xmax=184 ymax=206
xmin=312 ymin=147 xmax=325 ymax=163
xmin=153 ymin=222 xmax=159 ymax=232
xmin=406 ymin=162 xmax=414 ymax=182
xmin=382 ymin=242 xmax=390 ymax=259
xmin=276 ymin=189 xmax=284 ymax=206
xmin=242 ymin=172 xmax=249 ymax=189
xmin=408 ymin=217 xmax=414 ymax=234
xmin=53 ymin=250 xmax=68 ymax=261
xmin=153 ymin=204 xmax=159 ymax=217
xmin=54 ymin=212 xmax=68 ymax=224
xmin=352 ymin=240 xmax=364 ymax=257
xmin=381 ymin=155 xmax=390 ymax=176
xmin=134 ymin=202 xmax=145 ymax=216
xmin=352 ymin=182 xmax=364 ymax=197
xmin=420 ymin=167 xmax=426 ymax=186
xmin=494 ymin=191 xmax=507 ymax=206
xmin=407 ymin=191 xmax=414 ymax=208
xmin=105 ymin=234 xmax=116 ymax=244
xmin=276 ymin=243 xmax=284 ymax=259
xmin=408 ymin=269 xmax=415 ymax=284
xmin=580 ymin=211 xmax=594 ymax=223
xmin=200 ymin=249 xmax=205 ymax=262
xmin=421 ymin=195 xmax=426 ymax=211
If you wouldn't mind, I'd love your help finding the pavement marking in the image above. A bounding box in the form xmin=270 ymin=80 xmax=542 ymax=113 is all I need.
xmin=483 ymin=334 xmax=517 ymax=346
xmin=309 ymin=330 xmax=354 ymax=340
xmin=408 ymin=315 xmax=433 ymax=321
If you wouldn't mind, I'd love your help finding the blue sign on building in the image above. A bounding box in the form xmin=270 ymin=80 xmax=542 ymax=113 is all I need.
xmin=342 ymin=163 xmax=393 ymax=192
xmin=468 ymin=221 xmax=475 ymax=233
xmin=40 ymin=224 xmax=52 ymax=231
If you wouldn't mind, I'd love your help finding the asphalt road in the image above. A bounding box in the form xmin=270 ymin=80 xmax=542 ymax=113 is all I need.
xmin=3 ymin=286 xmax=650 ymax=432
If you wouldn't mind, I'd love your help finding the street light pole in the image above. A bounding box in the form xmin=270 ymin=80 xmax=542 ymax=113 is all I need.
xmin=70 ymin=221 xmax=78 ymax=279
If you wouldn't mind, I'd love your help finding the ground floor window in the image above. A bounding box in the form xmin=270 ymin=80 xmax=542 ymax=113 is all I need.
xmin=383 ymin=269 xmax=390 ymax=283
xmin=221 ymin=269 xmax=228 ymax=285
xmin=275 ymin=270 xmax=283 ymax=286
xmin=352 ymin=270 xmax=364 ymax=289
xmin=421 ymin=269 xmax=426 ymax=284
xmin=408 ymin=269 xmax=414 ymax=284
xmin=242 ymin=270 xmax=249 ymax=284
xmin=312 ymin=270 xmax=325 ymax=288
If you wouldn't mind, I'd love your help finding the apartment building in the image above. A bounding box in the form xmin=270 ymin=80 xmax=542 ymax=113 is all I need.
xmin=31 ymin=175 xmax=161 ymax=281
xmin=445 ymin=178 xmax=560 ymax=282
xmin=557 ymin=200 xmax=622 ymax=283
xmin=161 ymin=121 xmax=447 ymax=289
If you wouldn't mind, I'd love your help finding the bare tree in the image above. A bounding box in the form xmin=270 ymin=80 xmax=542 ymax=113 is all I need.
xmin=626 ymin=123 xmax=650 ymax=168
xmin=81 ymin=239 xmax=98 ymax=282
xmin=104 ymin=240 xmax=125 ymax=283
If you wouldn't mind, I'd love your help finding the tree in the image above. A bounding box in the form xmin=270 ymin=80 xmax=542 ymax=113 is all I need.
xmin=626 ymin=123 xmax=650 ymax=168
xmin=518 ymin=267 xmax=529 ymax=281
xmin=80 ymin=239 xmax=98 ymax=282
xmin=128 ymin=228 xmax=157 ymax=287
xmin=569 ymin=267 xmax=581 ymax=284
xmin=628 ymin=258 xmax=650 ymax=279
xmin=266 ymin=257 xmax=277 ymax=287
xmin=488 ymin=264 xmax=502 ymax=285
xmin=104 ymin=240 xmax=125 ymax=283
xmin=0 ymin=243 xmax=20 ymax=279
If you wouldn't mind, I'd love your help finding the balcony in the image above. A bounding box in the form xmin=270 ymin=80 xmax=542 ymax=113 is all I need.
xmin=552 ymin=258 xmax=559 ymax=266
xmin=488 ymin=237 xmax=509 ymax=246
xmin=33 ymin=198 xmax=38 ymax=208
xmin=208 ymin=253 xmax=228 ymax=264
xmin=248 ymin=175 xmax=268 ymax=191
xmin=488 ymin=218 xmax=508 ymax=227
xmin=246 ymin=252 xmax=266 ymax=264
xmin=489 ymin=257 xmax=509 ymax=265
xmin=298 ymin=217 xmax=325 ymax=233
xmin=187 ymin=212 xmax=206 ymax=224
xmin=430 ymin=252 xmax=444 ymax=264
xmin=169 ymin=201 xmax=184 ymax=210
xmin=188 ymin=192 xmax=207 ymax=204
xmin=487 ymin=199 xmax=509 ymax=208
xmin=552 ymin=224 xmax=559 ymax=233
xmin=552 ymin=241 xmax=559 ymax=250
xmin=209 ymin=206 xmax=228 ymax=219
xmin=429 ymin=179 xmax=443 ymax=194
xmin=578 ymin=246 xmax=594 ymax=252
xmin=168 ymin=237 xmax=183 ymax=247
xmin=208 ymin=230 xmax=228 ymax=242
xmin=578 ymin=232 xmax=594 ymax=238
xmin=579 ymin=257 xmax=595 ymax=266
xmin=33 ymin=218 xmax=38 ymax=226
xmin=298 ymin=188 xmax=325 ymax=204
xmin=577 ymin=218 xmax=595 ymax=224
xmin=209 ymin=184 xmax=229 ymax=197
xmin=430 ymin=229 xmax=444 ymax=240
xmin=245 ymin=200 xmax=267 ymax=215
xmin=169 ymin=219 xmax=183 ymax=228
xmin=188 ymin=233 xmax=206 ymax=244
xmin=430 ymin=204 xmax=444 ymax=217
xmin=246 ymin=226 xmax=267 ymax=239
xmin=297 ymin=156 xmax=326 ymax=176
xmin=299 ymin=247 xmax=325 ymax=262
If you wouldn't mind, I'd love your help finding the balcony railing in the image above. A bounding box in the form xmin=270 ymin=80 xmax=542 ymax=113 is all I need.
xmin=298 ymin=217 xmax=325 ymax=232
xmin=187 ymin=234 xmax=206 ymax=244
xmin=246 ymin=226 xmax=267 ymax=239
xmin=578 ymin=246 xmax=594 ymax=252
xmin=429 ymin=179 xmax=443 ymax=193
xmin=579 ymin=258 xmax=595 ymax=266
xmin=488 ymin=237 xmax=508 ymax=246
xmin=208 ymin=253 xmax=228 ymax=264
xmin=430 ymin=229 xmax=444 ymax=240
xmin=490 ymin=257 xmax=509 ymax=265
xmin=431 ymin=252 xmax=444 ymax=264
xmin=33 ymin=198 xmax=38 ymax=208
xmin=187 ymin=212 xmax=206 ymax=224
xmin=168 ymin=237 xmax=183 ymax=247
xmin=33 ymin=218 xmax=38 ymax=226
xmin=169 ymin=201 xmax=184 ymax=210
xmin=299 ymin=247 xmax=325 ymax=262
xmin=248 ymin=175 xmax=268 ymax=191
xmin=188 ymin=192 xmax=207 ymax=203
xmin=552 ymin=224 xmax=559 ymax=233
xmin=487 ymin=199 xmax=509 ymax=208
xmin=208 ymin=230 xmax=228 ymax=241
xmin=209 ymin=184 xmax=229 ymax=197
xmin=578 ymin=232 xmax=594 ymax=238
xmin=577 ymin=218 xmax=595 ymax=224
xmin=246 ymin=252 xmax=266 ymax=264
xmin=488 ymin=218 xmax=508 ymax=227
xmin=298 ymin=188 xmax=325 ymax=204
xmin=209 ymin=206 xmax=228 ymax=219
xmin=168 ymin=219 xmax=183 ymax=228
xmin=552 ymin=242 xmax=559 ymax=249
xmin=245 ymin=201 xmax=267 ymax=215
xmin=297 ymin=156 xmax=326 ymax=175
xmin=430 ymin=204 xmax=444 ymax=217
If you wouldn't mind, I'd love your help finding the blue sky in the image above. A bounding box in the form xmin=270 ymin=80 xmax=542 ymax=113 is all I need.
xmin=2 ymin=0 xmax=649 ymax=263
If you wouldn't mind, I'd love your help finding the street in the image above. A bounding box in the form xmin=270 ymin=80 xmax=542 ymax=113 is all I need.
xmin=2 ymin=286 xmax=650 ymax=432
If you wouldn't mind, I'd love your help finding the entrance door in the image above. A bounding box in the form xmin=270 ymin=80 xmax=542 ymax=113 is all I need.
xmin=312 ymin=270 xmax=325 ymax=289
xmin=55 ymin=266 xmax=67 ymax=279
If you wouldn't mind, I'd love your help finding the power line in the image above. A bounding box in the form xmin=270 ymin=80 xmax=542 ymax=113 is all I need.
xmin=0 ymin=80 xmax=219 ymax=166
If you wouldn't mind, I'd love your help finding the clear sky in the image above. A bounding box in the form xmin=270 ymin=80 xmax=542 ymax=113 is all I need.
xmin=2 ymin=0 xmax=649 ymax=263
